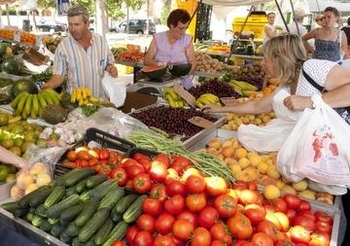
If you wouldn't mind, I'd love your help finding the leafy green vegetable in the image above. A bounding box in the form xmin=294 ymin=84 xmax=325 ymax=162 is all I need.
xmin=82 ymin=104 xmax=100 ymax=117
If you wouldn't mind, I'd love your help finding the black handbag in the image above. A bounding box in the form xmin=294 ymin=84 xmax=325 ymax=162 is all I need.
xmin=302 ymin=68 xmax=350 ymax=124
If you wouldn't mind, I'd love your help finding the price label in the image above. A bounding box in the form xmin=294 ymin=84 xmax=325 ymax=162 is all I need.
xmin=220 ymin=97 xmax=237 ymax=106
xmin=173 ymin=83 xmax=196 ymax=107
xmin=188 ymin=116 xmax=214 ymax=129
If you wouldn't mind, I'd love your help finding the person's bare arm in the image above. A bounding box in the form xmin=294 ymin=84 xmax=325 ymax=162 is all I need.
xmin=144 ymin=38 xmax=159 ymax=66
xmin=302 ymin=29 xmax=317 ymax=53
xmin=42 ymin=74 xmax=65 ymax=89
xmin=203 ymin=92 xmax=275 ymax=115
xmin=341 ymin=32 xmax=349 ymax=60
xmin=265 ymin=25 xmax=276 ymax=39
xmin=0 ymin=146 xmax=28 ymax=168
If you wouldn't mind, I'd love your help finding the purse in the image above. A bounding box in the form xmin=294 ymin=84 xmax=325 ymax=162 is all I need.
xmin=302 ymin=68 xmax=350 ymax=124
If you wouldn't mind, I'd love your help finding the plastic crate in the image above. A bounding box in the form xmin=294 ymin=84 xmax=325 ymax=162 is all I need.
xmin=54 ymin=128 xmax=135 ymax=177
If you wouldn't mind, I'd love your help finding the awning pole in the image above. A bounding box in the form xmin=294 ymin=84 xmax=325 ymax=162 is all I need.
xmin=275 ymin=0 xmax=288 ymax=33
xmin=289 ymin=0 xmax=298 ymax=35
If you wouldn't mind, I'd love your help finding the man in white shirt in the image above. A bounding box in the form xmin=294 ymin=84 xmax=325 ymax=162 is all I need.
xmin=288 ymin=9 xmax=307 ymax=36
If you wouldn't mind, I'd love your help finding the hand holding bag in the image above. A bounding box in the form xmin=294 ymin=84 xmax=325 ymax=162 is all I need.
xmin=277 ymin=94 xmax=350 ymax=187
xmin=102 ymin=72 xmax=126 ymax=108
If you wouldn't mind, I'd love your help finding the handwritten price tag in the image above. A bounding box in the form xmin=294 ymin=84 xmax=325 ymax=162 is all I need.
xmin=188 ymin=116 xmax=214 ymax=129
xmin=220 ymin=97 xmax=237 ymax=106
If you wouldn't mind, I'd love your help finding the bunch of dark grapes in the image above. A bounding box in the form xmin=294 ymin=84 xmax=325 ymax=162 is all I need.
xmin=232 ymin=64 xmax=265 ymax=90
xmin=130 ymin=105 xmax=218 ymax=138
xmin=188 ymin=78 xmax=241 ymax=99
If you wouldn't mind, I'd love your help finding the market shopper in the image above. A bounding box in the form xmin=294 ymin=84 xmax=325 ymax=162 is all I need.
xmin=341 ymin=17 xmax=350 ymax=56
xmin=302 ymin=6 xmax=349 ymax=62
xmin=263 ymin=12 xmax=279 ymax=44
xmin=203 ymin=34 xmax=350 ymax=147
xmin=42 ymin=5 xmax=118 ymax=98
xmin=287 ymin=8 xmax=307 ymax=36
xmin=143 ymin=8 xmax=197 ymax=89
xmin=0 ymin=146 xmax=29 ymax=168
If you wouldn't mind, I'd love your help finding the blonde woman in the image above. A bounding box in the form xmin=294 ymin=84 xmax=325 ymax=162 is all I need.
xmin=302 ymin=7 xmax=349 ymax=62
xmin=203 ymin=34 xmax=350 ymax=151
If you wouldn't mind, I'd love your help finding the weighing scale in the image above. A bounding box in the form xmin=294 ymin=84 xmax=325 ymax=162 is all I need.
xmin=126 ymin=73 xmax=182 ymax=96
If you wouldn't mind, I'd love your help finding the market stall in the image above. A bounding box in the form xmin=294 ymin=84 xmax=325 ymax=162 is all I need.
xmin=0 ymin=1 xmax=347 ymax=245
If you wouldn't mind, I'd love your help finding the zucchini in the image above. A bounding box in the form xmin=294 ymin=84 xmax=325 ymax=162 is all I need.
xmin=122 ymin=194 xmax=148 ymax=223
xmin=32 ymin=214 xmax=43 ymax=227
xmin=78 ymin=207 xmax=111 ymax=243
xmin=44 ymin=185 xmax=66 ymax=209
xmin=29 ymin=186 xmax=55 ymax=208
xmin=66 ymin=184 xmax=79 ymax=196
xmin=114 ymin=193 xmax=139 ymax=214
xmin=75 ymin=177 xmax=90 ymax=193
xmin=86 ymin=173 xmax=108 ymax=188
xmin=50 ymin=223 xmax=64 ymax=237
xmin=60 ymin=203 xmax=85 ymax=223
xmin=60 ymin=229 xmax=73 ymax=244
xmin=72 ymin=238 xmax=95 ymax=246
xmin=12 ymin=207 xmax=30 ymax=218
xmin=52 ymin=168 xmax=96 ymax=188
xmin=101 ymin=221 xmax=128 ymax=246
xmin=93 ymin=218 xmax=114 ymax=245
xmin=98 ymin=186 xmax=125 ymax=210
xmin=80 ymin=179 xmax=117 ymax=202
xmin=74 ymin=197 xmax=99 ymax=227
xmin=0 ymin=201 xmax=21 ymax=212
xmin=48 ymin=217 xmax=60 ymax=225
xmin=25 ymin=211 xmax=35 ymax=223
xmin=35 ymin=203 xmax=47 ymax=217
xmin=39 ymin=218 xmax=52 ymax=232
xmin=110 ymin=209 xmax=122 ymax=223
xmin=19 ymin=185 xmax=52 ymax=208
xmin=45 ymin=194 xmax=81 ymax=219
xmin=66 ymin=222 xmax=80 ymax=237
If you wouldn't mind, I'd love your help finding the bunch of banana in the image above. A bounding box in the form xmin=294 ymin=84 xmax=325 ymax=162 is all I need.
xmin=195 ymin=93 xmax=221 ymax=109
xmin=70 ymin=87 xmax=99 ymax=107
xmin=163 ymin=87 xmax=188 ymax=108
xmin=229 ymin=80 xmax=259 ymax=97
xmin=11 ymin=88 xmax=60 ymax=119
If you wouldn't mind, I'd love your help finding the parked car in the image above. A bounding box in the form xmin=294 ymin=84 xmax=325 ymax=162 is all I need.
xmin=110 ymin=19 xmax=156 ymax=34
xmin=37 ymin=20 xmax=67 ymax=33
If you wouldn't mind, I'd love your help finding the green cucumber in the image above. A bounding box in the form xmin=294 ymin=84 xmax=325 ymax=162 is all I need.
xmin=50 ymin=223 xmax=65 ymax=237
xmin=102 ymin=221 xmax=128 ymax=246
xmin=80 ymin=179 xmax=117 ymax=202
xmin=75 ymin=177 xmax=90 ymax=193
xmin=44 ymin=185 xmax=66 ymax=209
xmin=35 ymin=203 xmax=47 ymax=217
xmin=0 ymin=201 xmax=21 ymax=213
xmin=51 ymin=168 xmax=96 ymax=188
xmin=93 ymin=218 xmax=114 ymax=245
xmin=31 ymin=214 xmax=43 ymax=227
xmin=39 ymin=218 xmax=52 ymax=232
xmin=60 ymin=203 xmax=85 ymax=223
xmin=45 ymin=194 xmax=81 ymax=219
xmin=66 ymin=222 xmax=80 ymax=237
xmin=19 ymin=185 xmax=52 ymax=208
xmin=98 ymin=186 xmax=125 ymax=210
xmin=78 ymin=207 xmax=110 ymax=243
xmin=29 ymin=186 xmax=55 ymax=208
xmin=114 ymin=193 xmax=139 ymax=214
xmin=122 ymin=194 xmax=148 ymax=223
xmin=60 ymin=229 xmax=73 ymax=244
xmin=86 ymin=173 xmax=108 ymax=188
xmin=74 ymin=197 xmax=99 ymax=227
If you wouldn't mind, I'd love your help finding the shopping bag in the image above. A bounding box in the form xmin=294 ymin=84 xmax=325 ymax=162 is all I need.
xmin=277 ymin=94 xmax=350 ymax=187
xmin=102 ymin=72 xmax=126 ymax=108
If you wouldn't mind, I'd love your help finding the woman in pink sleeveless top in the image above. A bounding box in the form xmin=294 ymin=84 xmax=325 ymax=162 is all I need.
xmin=144 ymin=9 xmax=197 ymax=89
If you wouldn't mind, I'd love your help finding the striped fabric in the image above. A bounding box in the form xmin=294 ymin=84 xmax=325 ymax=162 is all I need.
xmin=53 ymin=33 xmax=115 ymax=98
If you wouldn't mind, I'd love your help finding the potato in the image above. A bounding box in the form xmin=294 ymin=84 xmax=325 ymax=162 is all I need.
xmin=29 ymin=162 xmax=48 ymax=176
xmin=36 ymin=173 xmax=52 ymax=187
xmin=17 ymin=174 xmax=35 ymax=190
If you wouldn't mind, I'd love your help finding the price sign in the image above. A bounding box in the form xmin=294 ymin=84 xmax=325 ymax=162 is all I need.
xmin=188 ymin=116 xmax=214 ymax=129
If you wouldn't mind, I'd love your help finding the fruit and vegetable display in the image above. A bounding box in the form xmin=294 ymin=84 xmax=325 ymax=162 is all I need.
xmin=42 ymin=34 xmax=66 ymax=54
xmin=0 ymin=163 xmax=18 ymax=183
xmin=0 ymin=145 xmax=338 ymax=245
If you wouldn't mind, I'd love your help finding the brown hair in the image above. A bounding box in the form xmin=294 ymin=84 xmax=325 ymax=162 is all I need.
xmin=167 ymin=9 xmax=191 ymax=28
xmin=67 ymin=5 xmax=89 ymax=22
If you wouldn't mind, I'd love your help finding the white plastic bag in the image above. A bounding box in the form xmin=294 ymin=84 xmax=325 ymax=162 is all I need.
xmin=277 ymin=94 xmax=350 ymax=187
xmin=102 ymin=72 xmax=126 ymax=108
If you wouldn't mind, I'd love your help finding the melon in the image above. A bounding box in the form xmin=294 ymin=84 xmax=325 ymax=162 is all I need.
xmin=41 ymin=104 xmax=68 ymax=125
xmin=11 ymin=79 xmax=38 ymax=99
xmin=141 ymin=64 xmax=167 ymax=80
xmin=1 ymin=58 xmax=21 ymax=75
xmin=169 ymin=63 xmax=192 ymax=77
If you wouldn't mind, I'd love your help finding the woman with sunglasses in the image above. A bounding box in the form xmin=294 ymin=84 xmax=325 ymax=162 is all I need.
xmin=144 ymin=9 xmax=197 ymax=89
xmin=302 ymin=7 xmax=349 ymax=62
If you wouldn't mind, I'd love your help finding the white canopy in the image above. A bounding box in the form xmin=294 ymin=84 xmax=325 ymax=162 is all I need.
xmin=202 ymin=0 xmax=271 ymax=7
